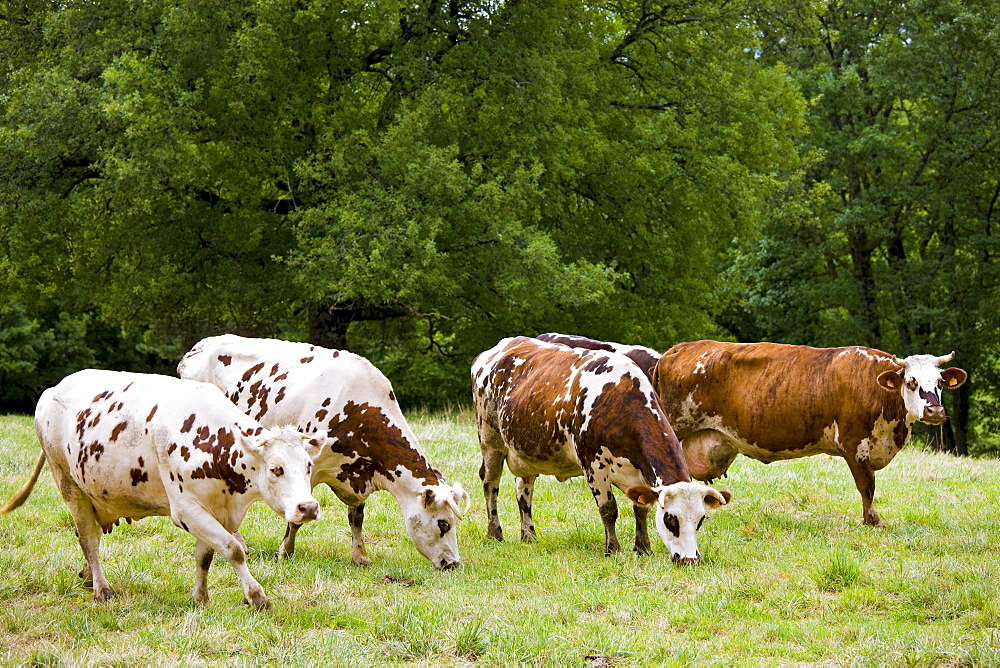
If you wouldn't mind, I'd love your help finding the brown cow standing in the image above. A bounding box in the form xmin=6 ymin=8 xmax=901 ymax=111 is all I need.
xmin=473 ymin=336 xmax=730 ymax=561
xmin=653 ymin=341 xmax=967 ymax=526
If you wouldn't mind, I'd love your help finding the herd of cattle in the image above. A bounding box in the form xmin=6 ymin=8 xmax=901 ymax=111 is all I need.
xmin=0 ymin=333 xmax=966 ymax=608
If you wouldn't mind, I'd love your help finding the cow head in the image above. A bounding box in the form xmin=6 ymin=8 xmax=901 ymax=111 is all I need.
xmin=626 ymin=482 xmax=731 ymax=564
xmin=247 ymin=426 xmax=327 ymax=524
xmin=400 ymin=483 xmax=470 ymax=570
xmin=877 ymin=353 xmax=967 ymax=425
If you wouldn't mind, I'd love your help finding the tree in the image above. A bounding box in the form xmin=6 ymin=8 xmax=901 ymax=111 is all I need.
xmin=731 ymin=0 xmax=1000 ymax=453
xmin=1 ymin=1 xmax=804 ymax=406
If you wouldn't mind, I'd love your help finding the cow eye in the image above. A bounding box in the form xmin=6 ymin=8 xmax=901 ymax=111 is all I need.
xmin=269 ymin=466 xmax=284 ymax=477
xmin=906 ymin=379 xmax=918 ymax=391
xmin=662 ymin=513 xmax=680 ymax=537
xmin=437 ymin=519 xmax=451 ymax=537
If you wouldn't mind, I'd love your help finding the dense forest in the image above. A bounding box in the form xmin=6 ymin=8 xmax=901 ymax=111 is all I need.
xmin=2 ymin=1 xmax=999 ymax=454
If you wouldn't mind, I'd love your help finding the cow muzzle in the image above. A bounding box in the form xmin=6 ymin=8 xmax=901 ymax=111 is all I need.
xmin=671 ymin=551 xmax=700 ymax=566
xmin=922 ymin=405 xmax=947 ymax=425
xmin=439 ymin=559 xmax=461 ymax=571
xmin=293 ymin=501 xmax=321 ymax=523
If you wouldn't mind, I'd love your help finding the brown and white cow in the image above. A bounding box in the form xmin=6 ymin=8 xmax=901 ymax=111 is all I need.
xmin=178 ymin=334 xmax=469 ymax=570
xmin=535 ymin=333 xmax=661 ymax=382
xmin=0 ymin=369 xmax=324 ymax=608
xmin=653 ymin=341 xmax=968 ymax=526
xmin=472 ymin=336 xmax=730 ymax=561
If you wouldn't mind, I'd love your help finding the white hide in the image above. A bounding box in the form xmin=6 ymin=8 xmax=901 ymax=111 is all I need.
xmin=892 ymin=354 xmax=954 ymax=425
xmin=652 ymin=482 xmax=729 ymax=562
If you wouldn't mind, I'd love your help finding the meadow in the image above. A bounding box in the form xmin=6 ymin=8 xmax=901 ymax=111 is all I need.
xmin=1 ymin=408 xmax=998 ymax=666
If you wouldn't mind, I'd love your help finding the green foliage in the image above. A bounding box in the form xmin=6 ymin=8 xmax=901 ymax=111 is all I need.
xmin=1 ymin=0 xmax=803 ymax=397
xmin=0 ymin=302 xmax=93 ymax=411
xmin=728 ymin=0 xmax=1000 ymax=451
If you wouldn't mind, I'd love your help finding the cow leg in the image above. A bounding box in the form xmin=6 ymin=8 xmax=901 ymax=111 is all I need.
xmin=589 ymin=483 xmax=620 ymax=555
xmin=278 ymin=522 xmax=301 ymax=559
xmin=175 ymin=510 xmax=270 ymax=609
xmin=478 ymin=427 xmax=507 ymax=542
xmin=632 ymin=503 xmax=652 ymax=555
xmin=192 ymin=540 xmax=215 ymax=606
xmin=843 ymin=452 xmax=882 ymax=527
xmin=58 ymin=483 xmax=113 ymax=601
xmin=347 ymin=503 xmax=372 ymax=565
xmin=516 ymin=476 xmax=538 ymax=543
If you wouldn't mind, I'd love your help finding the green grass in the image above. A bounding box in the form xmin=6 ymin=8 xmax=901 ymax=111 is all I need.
xmin=2 ymin=409 xmax=1000 ymax=665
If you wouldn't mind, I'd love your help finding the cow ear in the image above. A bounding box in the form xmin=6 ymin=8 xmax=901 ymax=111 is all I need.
xmin=649 ymin=364 xmax=659 ymax=390
xmin=424 ymin=488 xmax=437 ymax=509
xmin=704 ymin=488 xmax=731 ymax=509
xmin=877 ymin=370 xmax=903 ymax=391
xmin=302 ymin=433 xmax=327 ymax=458
xmin=244 ymin=434 xmax=267 ymax=452
xmin=625 ymin=485 xmax=658 ymax=507
xmin=941 ymin=368 xmax=967 ymax=389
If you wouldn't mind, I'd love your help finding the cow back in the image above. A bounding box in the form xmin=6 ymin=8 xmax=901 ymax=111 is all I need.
xmin=656 ymin=341 xmax=909 ymax=452
xmin=474 ymin=337 xmax=690 ymax=486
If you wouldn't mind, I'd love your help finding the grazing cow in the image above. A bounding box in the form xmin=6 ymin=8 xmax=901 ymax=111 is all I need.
xmin=178 ymin=334 xmax=470 ymax=570
xmin=472 ymin=336 xmax=730 ymax=561
xmin=653 ymin=341 xmax=968 ymax=526
xmin=0 ymin=370 xmax=324 ymax=608
xmin=535 ymin=333 xmax=661 ymax=382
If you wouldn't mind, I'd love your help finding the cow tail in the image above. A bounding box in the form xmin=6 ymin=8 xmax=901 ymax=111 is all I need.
xmin=0 ymin=450 xmax=47 ymax=515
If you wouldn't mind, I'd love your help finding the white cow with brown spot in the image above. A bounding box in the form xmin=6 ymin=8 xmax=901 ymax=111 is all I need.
xmin=0 ymin=369 xmax=324 ymax=608
xmin=178 ymin=334 xmax=469 ymax=570
xmin=472 ymin=336 xmax=730 ymax=561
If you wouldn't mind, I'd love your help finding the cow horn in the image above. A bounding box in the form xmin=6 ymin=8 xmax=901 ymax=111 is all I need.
xmin=456 ymin=484 xmax=471 ymax=515
xmin=892 ymin=356 xmax=906 ymax=366
xmin=936 ymin=351 xmax=955 ymax=365
xmin=446 ymin=496 xmax=463 ymax=521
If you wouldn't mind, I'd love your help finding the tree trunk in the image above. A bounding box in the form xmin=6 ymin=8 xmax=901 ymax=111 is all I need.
xmin=847 ymin=228 xmax=882 ymax=345
xmin=949 ymin=382 xmax=970 ymax=456
xmin=307 ymin=301 xmax=406 ymax=351
xmin=307 ymin=304 xmax=351 ymax=351
xmin=925 ymin=383 xmax=969 ymax=456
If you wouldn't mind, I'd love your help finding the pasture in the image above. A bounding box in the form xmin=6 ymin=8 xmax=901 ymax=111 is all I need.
xmin=1 ymin=409 xmax=998 ymax=666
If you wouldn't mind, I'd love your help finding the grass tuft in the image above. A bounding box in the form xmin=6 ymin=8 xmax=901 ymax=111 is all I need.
xmin=810 ymin=547 xmax=863 ymax=592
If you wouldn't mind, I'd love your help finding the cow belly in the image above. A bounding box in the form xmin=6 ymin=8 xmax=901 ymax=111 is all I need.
xmin=61 ymin=459 xmax=171 ymax=520
xmin=704 ymin=422 xmax=843 ymax=464
xmin=506 ymin=451 xmax=583 ymax=480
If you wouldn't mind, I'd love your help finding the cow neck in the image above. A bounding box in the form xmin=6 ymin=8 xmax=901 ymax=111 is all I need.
xmin=579 ymin=374 xmax=693 ymax=487
xmin=323 ymin=401 xmax=442 ymax=498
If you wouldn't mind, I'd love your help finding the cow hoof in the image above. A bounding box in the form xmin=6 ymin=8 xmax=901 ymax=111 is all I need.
xmin=351 ymin=556 xmax=372 ymax=567
xmin=520 ymin=531 xmax=537 ymax=543
xmin=863 ymin=512 xmax=884 ymax=528
xmin=93 ymin=586 xmax=115 ymax=602
xmin=244 ymin=594 xmax=271 ymax=610
xmin=487 ymin=528 xmax=504 ymax=542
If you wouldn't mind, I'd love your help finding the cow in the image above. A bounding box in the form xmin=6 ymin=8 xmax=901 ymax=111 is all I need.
xmin=177 ymin=334 xmax=470 ymax=570
xmin=472 ymin=336 xmax=730 ymax=562
xmin=652 ymin=341 xmax=968 ymax=527
xmin=535 ymin=333 xmax=661 ymax=382
xmin=0 ymin=369 xmax=324 ymax=608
